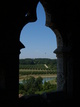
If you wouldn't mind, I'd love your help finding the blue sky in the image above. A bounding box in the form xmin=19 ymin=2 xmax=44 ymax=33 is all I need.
xmin=20 ymin=2 xmax=57 ymax=59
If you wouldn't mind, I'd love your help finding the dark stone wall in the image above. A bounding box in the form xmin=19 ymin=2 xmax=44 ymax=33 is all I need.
xmin=0 ymin=0 xmax=80 ymax=106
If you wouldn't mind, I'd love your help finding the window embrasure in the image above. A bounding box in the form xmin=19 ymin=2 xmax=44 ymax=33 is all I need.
xmin=19 ymin=2 xmax=58 ymax=97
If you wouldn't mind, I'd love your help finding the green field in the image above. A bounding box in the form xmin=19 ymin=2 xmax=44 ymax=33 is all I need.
xmin=19 ymin=58 xmax=57 ymax=80
xmin=19 ymin=58 xmax=57 ymax=96
xmin=19 ymin=58 xmax=57 ymax=69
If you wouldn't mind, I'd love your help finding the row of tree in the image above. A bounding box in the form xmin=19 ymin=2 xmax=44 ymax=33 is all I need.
xmin=19 ymin=70 xmax=57 ymax=75
xmin=19 ymin=64 xmax=46 ymax=69
xmin=19 ymin=58 xmax=57 ymax=70
xmin=19 ymin=58 xmax=57 ymax=65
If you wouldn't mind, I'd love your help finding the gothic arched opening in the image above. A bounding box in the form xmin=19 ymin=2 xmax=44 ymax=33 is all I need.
xmin=19 ymin=2 xmax=58 ymax=97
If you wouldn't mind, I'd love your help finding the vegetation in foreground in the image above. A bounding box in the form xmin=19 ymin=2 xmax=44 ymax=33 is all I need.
xmin=19 ymin=76 xmax=57 ymax=96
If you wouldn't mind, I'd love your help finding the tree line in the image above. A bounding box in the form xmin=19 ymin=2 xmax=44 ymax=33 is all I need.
xmin=19 ymin=58 xmax=57 ymax=70
xmin=19 ymin=70 xmax=57 ymax=75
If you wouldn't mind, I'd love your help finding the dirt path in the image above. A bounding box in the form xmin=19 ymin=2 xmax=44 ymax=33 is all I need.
xmin=19 ymin=74 xmax=57 ymax=81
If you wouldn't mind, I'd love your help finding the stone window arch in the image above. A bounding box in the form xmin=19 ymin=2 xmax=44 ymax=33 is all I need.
xmin=20 ymin=1 xmax=65 ymax=92
xmin=0 ymin=1 xmax=77 ymax=106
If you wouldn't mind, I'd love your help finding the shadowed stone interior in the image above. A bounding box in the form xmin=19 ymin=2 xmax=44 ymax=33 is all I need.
xmin=0 ymin=0 xmax=79 ymax=106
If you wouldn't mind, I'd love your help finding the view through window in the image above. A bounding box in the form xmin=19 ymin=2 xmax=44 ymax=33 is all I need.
xmin=19 ymin=2 xmax=57 ymax=97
